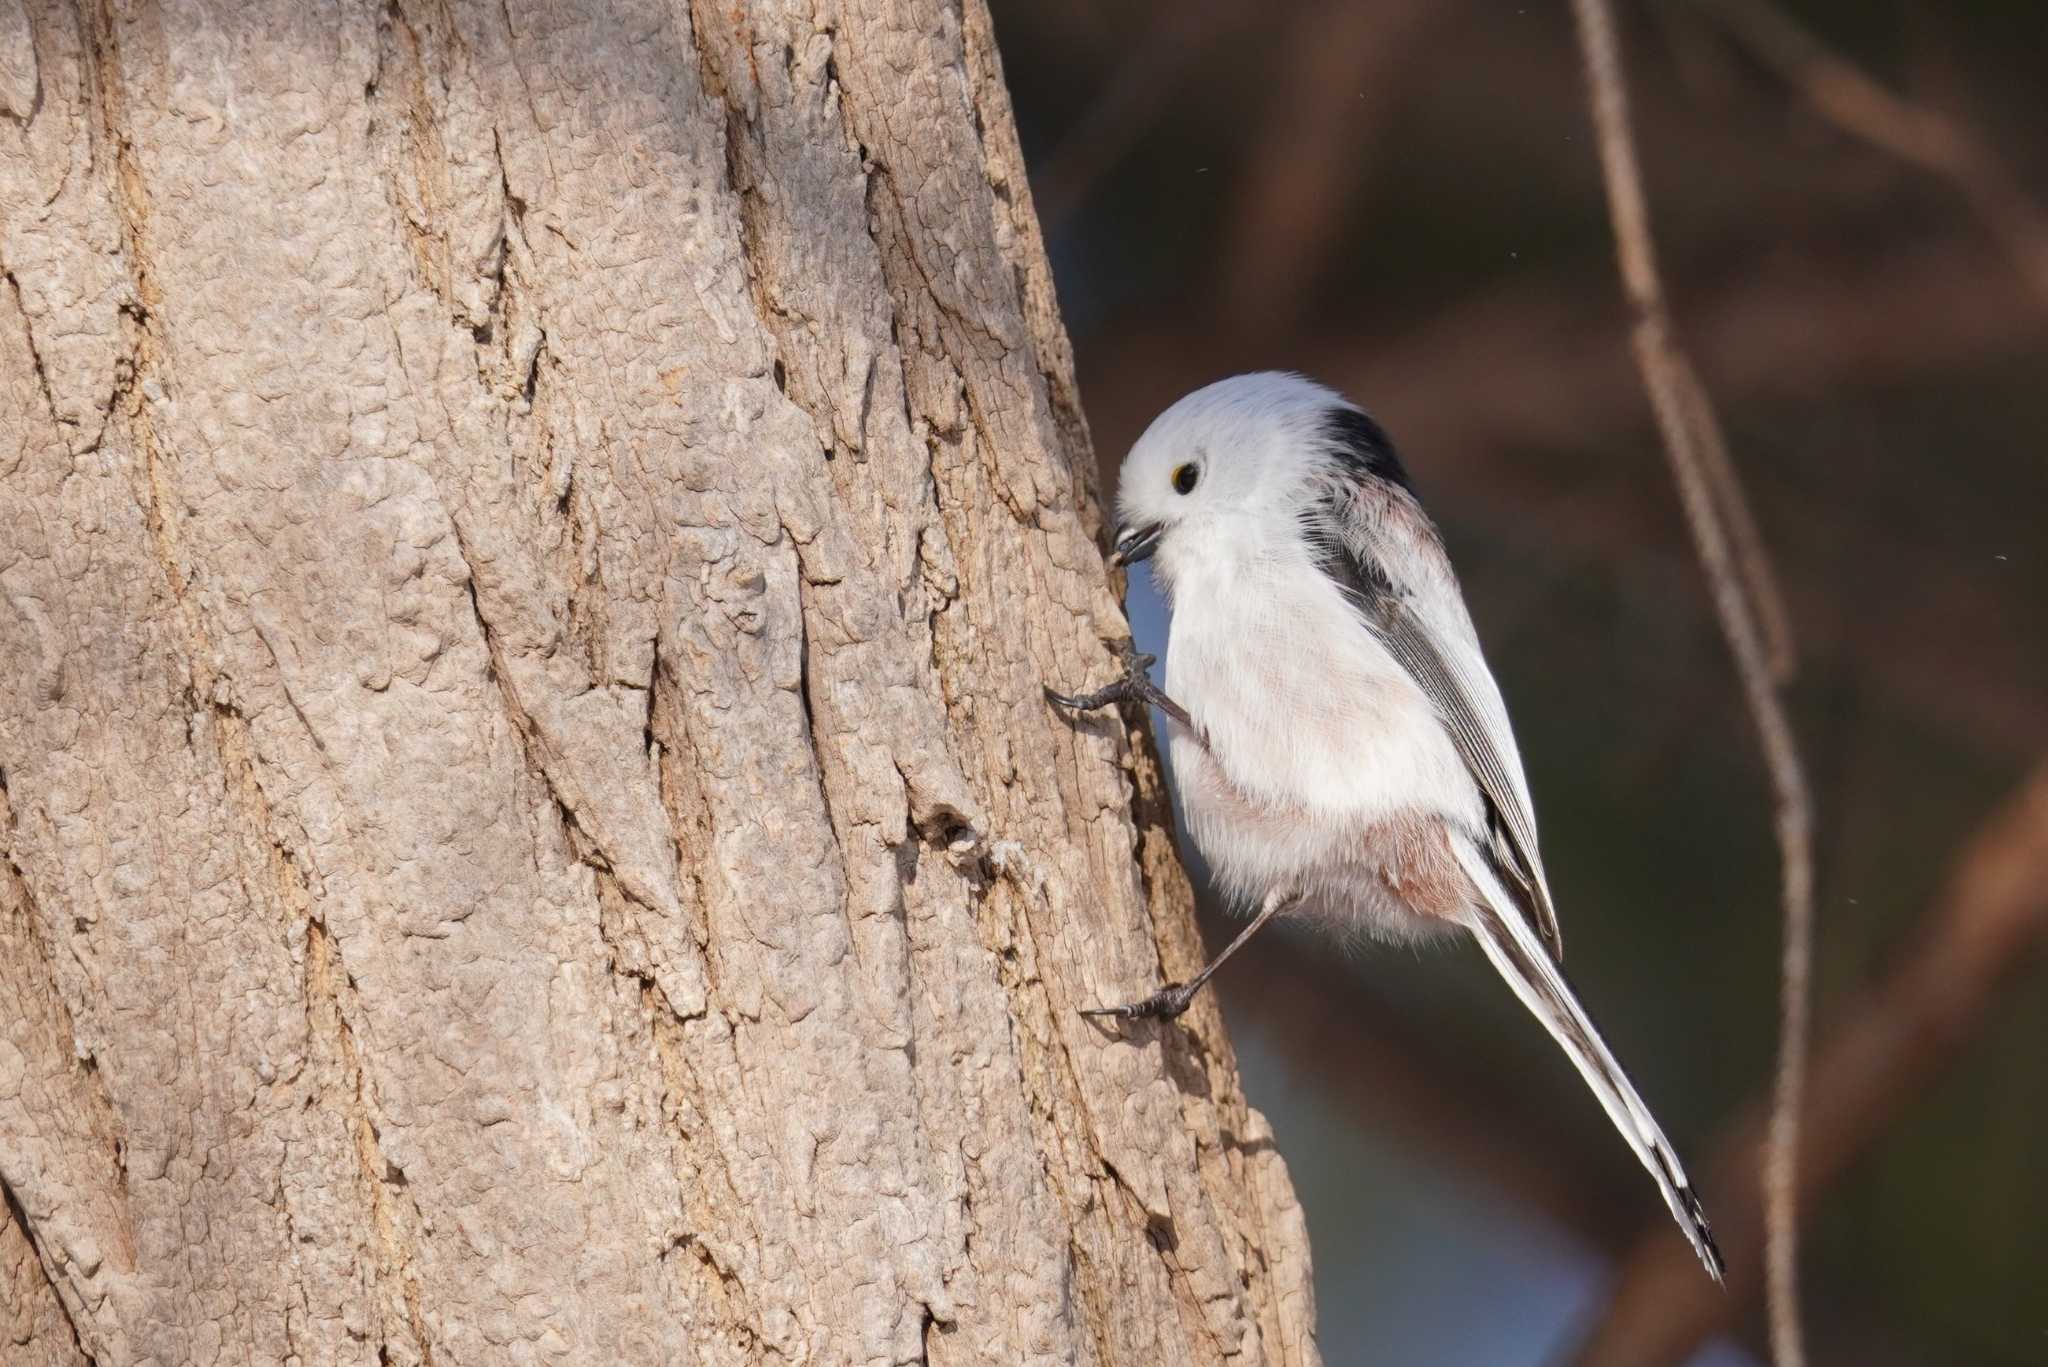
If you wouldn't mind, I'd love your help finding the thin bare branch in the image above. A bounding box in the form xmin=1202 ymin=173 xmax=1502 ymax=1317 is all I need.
xmin=1573 ymin=760 xmax=2048 ymax=1367
xmin=1088 ymin=231 xmax=2047 ymax=511
xmin=1568 ymin=2 xmax=1816 ymax=1362
xmin=1031 ymin=2 xmax=1244 ymax=234
xmin=1701 ymin=0 xmax=2048 ymax=304
xmin=1215 ymin=0 xmax=1450 ymax=335
xmin=1671 ymin=360 xmax=1796 ymax=683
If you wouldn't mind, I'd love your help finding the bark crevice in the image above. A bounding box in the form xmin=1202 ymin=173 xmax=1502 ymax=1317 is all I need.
xmin=1 ymin=267 xmax=63 ymax=427
xmin=305 ymin=917 xmax=437 ymax=1367
xmin=1 ymin=1173 xmax=97 ymax=1367
xmin=0 ymin=2 xmax=1318 ymax=1359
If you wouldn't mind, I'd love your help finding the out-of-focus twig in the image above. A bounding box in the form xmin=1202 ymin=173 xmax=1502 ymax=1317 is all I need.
xmin=1031 ymin=1 xmax=1245 ymax=234
xmin=1091 ymin=229 xmax=2046 ymax=475
xmin=1215 ymin=0 xmax=1450 ymax=337
xmin=1700 ymin=0 xmax=2048 ymax=305
xmin=1572 ymin=760 xmax=2048 ymax=1367
xmin=1090 ymin=230 xmax=2044 ymax=503
xmin=1671 ymin=361 xmax=1796 ymax=682
xmin=1568 ymin=1 xmax=1815 ymax=1361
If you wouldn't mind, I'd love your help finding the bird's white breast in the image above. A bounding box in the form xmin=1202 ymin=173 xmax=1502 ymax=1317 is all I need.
xmin=1160 ymin=526 xmax=1478 ymax=906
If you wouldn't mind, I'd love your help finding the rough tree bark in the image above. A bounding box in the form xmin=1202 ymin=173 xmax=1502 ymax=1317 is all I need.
xmin=0 ymin=2 xmax=1318 ymax=1363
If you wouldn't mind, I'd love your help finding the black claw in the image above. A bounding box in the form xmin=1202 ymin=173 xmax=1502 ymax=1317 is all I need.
xmin=1080 ymin=982 xmax=1194 ymax=1022
xmin=1045 ymin=680 xmax=1135 ymax=714
xmin=1043 ymin=647 xmax=1197 ymax=735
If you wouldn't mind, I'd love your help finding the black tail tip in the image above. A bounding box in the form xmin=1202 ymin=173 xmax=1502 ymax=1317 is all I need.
xmin=1680 ymin=1184 xmax=1729 ymax=1284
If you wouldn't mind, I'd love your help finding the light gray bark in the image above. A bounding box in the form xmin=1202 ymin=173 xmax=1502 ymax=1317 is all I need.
xmin=0 ymin=1 xmax=1318 ymax=1363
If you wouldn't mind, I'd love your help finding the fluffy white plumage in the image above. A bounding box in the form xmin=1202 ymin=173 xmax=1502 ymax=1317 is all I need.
xmin=1105 ymin=371 xmax=1724 ymax=1281
xmin=1123 ymin=375 xmax=1493 ymax=932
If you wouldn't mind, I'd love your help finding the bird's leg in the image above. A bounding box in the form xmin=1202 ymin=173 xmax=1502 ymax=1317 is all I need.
xmin=1043 ymin=641 xmax=1196 ymax=733
xmin=1082 ymin=885 xmax=1298 ymax=1022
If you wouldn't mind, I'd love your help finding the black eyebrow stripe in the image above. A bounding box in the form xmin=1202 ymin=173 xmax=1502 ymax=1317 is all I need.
xmin=1322 ymin=405 xmax=1413 ymax=493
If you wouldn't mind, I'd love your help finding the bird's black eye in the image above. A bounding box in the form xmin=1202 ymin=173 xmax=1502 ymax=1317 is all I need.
xmin=1171 ymin=463 xmax=1200 ymax=495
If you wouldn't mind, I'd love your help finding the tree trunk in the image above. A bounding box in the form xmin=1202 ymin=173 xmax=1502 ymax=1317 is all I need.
xmin=0 ymin=2 xmax=1317 ymax=1363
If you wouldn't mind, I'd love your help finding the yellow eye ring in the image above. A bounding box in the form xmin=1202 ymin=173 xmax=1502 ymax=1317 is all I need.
xmin=1171 ymin=463 xmax=1200 ymax=495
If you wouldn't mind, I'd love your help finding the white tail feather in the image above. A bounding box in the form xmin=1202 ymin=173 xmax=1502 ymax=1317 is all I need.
xmin=1453 ymin=839 xmax=1726 ymax=1282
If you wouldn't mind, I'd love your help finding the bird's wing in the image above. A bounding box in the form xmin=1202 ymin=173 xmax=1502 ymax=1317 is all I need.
xmin=1309 ymin=485 xmax=1563 ymax=961
xmin=1456 ymin=840 xmax=1721 ymax=1277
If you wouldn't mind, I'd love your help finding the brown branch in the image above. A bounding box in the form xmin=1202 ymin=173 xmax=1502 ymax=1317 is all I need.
xmin=1214 ymin=0 xmax=1450 ymax=336
xmin=1700 ymin=0 xmax=2048 ymax=305
xmin=1571 ymin=760 xmax=2048 ymax=1367
xmin=1086 ymin=227 xmax=2047 ymax=496
xmin=1567 ymin=0 xmax=1815 ymax=1360
xmin=1362 ymin=239 xmax=2031 ymax=465
xmin=1671 ymin=359 xmax=1796 ymax=684
xmin=1030 ymin=1 xmax=1246 ymax=234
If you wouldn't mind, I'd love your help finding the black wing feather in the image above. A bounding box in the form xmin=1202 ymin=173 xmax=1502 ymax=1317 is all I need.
xmin=1308 ymin=480 xmax=1563 ymax=961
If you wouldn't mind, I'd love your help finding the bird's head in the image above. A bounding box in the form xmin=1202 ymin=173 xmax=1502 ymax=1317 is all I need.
xmin=1110 ymin=371 xmax=1410 ymax=588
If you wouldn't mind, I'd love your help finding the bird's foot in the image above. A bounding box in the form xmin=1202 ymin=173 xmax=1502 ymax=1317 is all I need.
xmin=1044 ymin=643 xmax=1194 ymax=732
xmin=1079 ymin=981 xmax=1198 ymax=1022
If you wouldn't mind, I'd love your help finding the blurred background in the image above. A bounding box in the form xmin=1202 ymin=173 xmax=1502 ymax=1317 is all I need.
xmin=987 ymin=2 xmax=2048 ymax=1363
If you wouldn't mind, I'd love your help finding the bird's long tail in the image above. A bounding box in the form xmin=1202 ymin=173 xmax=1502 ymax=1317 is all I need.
xmin=1453 ymin=840 xmax=1727 ymax=1282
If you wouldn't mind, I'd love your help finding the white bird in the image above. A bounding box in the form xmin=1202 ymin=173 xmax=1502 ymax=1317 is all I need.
xmin=1048 ymin=371 xmax=1725 ymax=1281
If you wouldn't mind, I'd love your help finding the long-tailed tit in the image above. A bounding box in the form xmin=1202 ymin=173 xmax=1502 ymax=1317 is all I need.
xmin=1048 ymin=371 xmax=1725 ymax=1280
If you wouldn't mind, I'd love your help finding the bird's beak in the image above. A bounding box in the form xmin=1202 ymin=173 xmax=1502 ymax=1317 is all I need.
xmin=1110 ymin=521 xmax=1164 ymax=567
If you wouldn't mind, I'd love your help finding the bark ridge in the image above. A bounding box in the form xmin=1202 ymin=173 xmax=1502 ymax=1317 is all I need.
xmin=0 ymin=2 xmax=1318 ymax=1362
